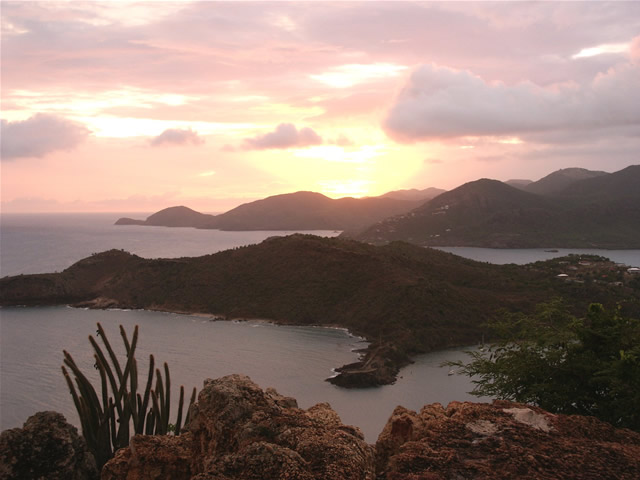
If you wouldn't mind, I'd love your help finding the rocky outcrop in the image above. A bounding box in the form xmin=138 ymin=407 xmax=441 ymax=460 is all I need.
xmin=101 ymin=434 xmax=192 ymax=480
xmin=328 ymin=342 xmax=411 ymax=388
xmin=4 ymin=378 xmax=640 ymax=480
xmin=102 ymin=374 xmax=375 ymax=480
xmin=0 ymin=411 xmax=98 ymax=480
xmin=375 ymin=400 xmax=640 ymax=479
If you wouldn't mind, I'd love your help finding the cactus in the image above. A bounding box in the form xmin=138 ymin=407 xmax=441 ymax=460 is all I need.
xmin=62 ymin=322 xmax=197 ymax=469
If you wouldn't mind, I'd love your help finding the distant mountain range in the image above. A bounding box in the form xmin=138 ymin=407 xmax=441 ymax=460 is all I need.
xmin=352 ymin=165 xmax=640 ymax=248
xmin=520 ymin=167 xmax=608 ymax=195
xmin=379 ymin=187 xmax=446 ymax=202
xmin=116 ymin=165 xmax=639 ymax=248
xmin=116 ymin=191 xmax=431 ymax=232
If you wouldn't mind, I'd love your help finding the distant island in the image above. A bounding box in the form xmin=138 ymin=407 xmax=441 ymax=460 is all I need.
xmin=2 ymin=235 xmax=638 ymax=387
xmin=115 ymin=189 xmax=441 ymax=232
xmin=116 ymin=166 xmax=639 ymax=248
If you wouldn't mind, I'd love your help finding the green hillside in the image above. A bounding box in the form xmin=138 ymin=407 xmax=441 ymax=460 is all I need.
xmin=353 ymin=165 xmax=640 ymax=248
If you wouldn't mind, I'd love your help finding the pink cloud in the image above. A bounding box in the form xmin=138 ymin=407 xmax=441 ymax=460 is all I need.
xmin=631 ymin=35 xmax=640 ymax=64
xmin=150 ymin=128 xmax=204 ymax=147
xmin=1 ymin=114 xmax=90 ymax=160
xmin=243 ymin=123 xmax=323 ymax=150
xmin=384 ymin=62 xmax=640 ymax=142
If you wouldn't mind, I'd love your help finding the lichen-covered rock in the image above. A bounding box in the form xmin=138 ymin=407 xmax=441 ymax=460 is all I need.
xmin=101 ymin=434 xmax=193 ymax=480
xmin=375 ymin=399 xmax=640 ymax=480
xmin=0 ymin=411 xmax=98 ymax=480
xmin=102 ymin=374 xmax=375 ymax=480
xmin=189 ymin=374 xmax=375 ymax=480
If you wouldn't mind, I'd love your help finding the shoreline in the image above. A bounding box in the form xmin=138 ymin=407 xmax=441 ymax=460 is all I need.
xmin=2 ymin=301 xmax=410 ymax=388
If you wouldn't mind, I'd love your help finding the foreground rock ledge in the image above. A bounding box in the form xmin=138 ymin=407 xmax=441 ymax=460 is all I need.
xmin=2 ymin=376 xmax=640 ymax=479
xmin=376 ymin=400 xmax=640 ymax=479
xmin=102 ymin=374 xmax=375 ymax=480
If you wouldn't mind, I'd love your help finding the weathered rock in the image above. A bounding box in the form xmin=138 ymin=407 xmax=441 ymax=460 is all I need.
xmin=102 ymin=374 xmax=375 ymax=480
xmin=9 ymin=380 xmax=640 ymax=480
xmin=0 ymin=411 xmax=98 ymax=480
xmin=375 ymin=399 xmax=640 ymax=479
xmin=101 ymin=434 xmax=192 ymax=480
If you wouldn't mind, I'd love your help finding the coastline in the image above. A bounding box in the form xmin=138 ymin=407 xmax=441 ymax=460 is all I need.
xmin=72 ymin=303 xmax=383 ymax=387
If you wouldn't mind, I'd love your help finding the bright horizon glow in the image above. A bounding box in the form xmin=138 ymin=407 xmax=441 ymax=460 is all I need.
xmin=317 ymin=179 xmax=372 ymax=198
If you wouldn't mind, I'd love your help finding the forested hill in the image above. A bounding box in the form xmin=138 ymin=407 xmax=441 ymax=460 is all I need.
xmin=352 ymin=165 xmax=640 ymax=248
xmin=2 ymin=235 xmax=638 ymax=386
xmin=116 ymin=191 xmax=425 ymax=231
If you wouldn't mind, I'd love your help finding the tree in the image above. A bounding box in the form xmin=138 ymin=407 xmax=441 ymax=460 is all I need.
xmin=450 ymin=299 xmax=640 ymax=431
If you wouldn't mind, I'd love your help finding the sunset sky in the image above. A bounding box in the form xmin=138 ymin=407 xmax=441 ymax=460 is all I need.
xmin=2 ymin=1 xmax=639 ymax=213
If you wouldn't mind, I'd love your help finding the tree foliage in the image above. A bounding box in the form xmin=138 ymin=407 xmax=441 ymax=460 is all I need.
xmin=451 ymin=299 xmax=640 ymax=431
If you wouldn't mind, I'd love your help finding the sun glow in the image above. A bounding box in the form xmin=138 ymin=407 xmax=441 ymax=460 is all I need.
xmin=317 ymin=179 xmax=372 ymax=198
xmin=310 ymin=63 xmax=409 ymax=88
xmin=293 ymin=145 xmax=385 ymax=164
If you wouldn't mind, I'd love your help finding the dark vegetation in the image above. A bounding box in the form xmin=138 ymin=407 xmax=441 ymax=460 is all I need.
xmin=521 ymin=167 xmax=608 ymax=195
xmin=116 ymin=191 xmax=429 ymax=232
xmin=352 ymin=165 xmax=640 ymax=248
xmin=449 ymin=300 xmax=640 ymax=432
xmin=62 ymin=322 xmax=196 ymax=469
xmin=116 ymin=165 xmax=640 ymax=248
xmin=3 ymin=235 xmax=638 ymax=386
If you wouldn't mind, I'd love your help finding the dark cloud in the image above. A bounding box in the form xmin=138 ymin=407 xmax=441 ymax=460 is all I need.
xmin=243 ymin=123 xmax=323 ymax=150
xmin=150 ymin=128 xmax=204 ymax=147
xmin=384 ymin=62 xmax=640 ymax=143
xmin=1 ymin=114 xmax=90 ymax=160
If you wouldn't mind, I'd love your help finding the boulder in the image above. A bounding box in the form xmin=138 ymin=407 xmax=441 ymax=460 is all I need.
xmin=101 ymin=434 xmax=192 ymax=480
xmin=0 ymin=411 xmax=98 ymax=480
xmin=375 ymin=399 xmax=640 ymax=479
xmin=102 ymin=374 xmax=375 ymax=480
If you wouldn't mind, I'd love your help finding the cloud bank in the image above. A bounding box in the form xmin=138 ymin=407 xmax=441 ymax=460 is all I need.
xmin=244 ymin=123 xmax=323 ymax=150
xmin=150 ymin=128 xmax=204 ymax=146
xmin=1 ymin=114 xmax=90 ymax=160
xmin=383 ymin=62 xmax=640 ymax=142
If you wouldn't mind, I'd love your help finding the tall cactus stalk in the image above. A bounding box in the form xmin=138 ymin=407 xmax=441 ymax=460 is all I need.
xmin=62 ymin=322 xmax=197 ymax=470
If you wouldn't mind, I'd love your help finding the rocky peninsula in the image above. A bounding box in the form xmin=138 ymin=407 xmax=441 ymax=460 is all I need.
xmin=2 ymin=374 xmax=640 ymax=479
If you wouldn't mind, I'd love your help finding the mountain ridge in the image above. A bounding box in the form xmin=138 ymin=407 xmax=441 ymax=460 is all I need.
xmin=116 ymin=191 xmax=425 ymax=232
xmin=351 ymin=165 xmax=640 ymax=248
xmin=524 ymin=167 xmax=609 ymax=195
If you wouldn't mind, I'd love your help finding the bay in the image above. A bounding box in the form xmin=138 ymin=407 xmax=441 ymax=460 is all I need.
xmin=0 ymin=306 xmax=484 ymax=441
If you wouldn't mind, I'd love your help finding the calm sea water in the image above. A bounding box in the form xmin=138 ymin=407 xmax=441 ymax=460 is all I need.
xmin=0 ymin=306 xmax=483 ymax=441
xmin=0 ymin=213 xmax=340 ymax=277
xmin=1 ymin=213 xmax=637 ymax=441
xmin=436 ymin=246 xmax=640 ymax=267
